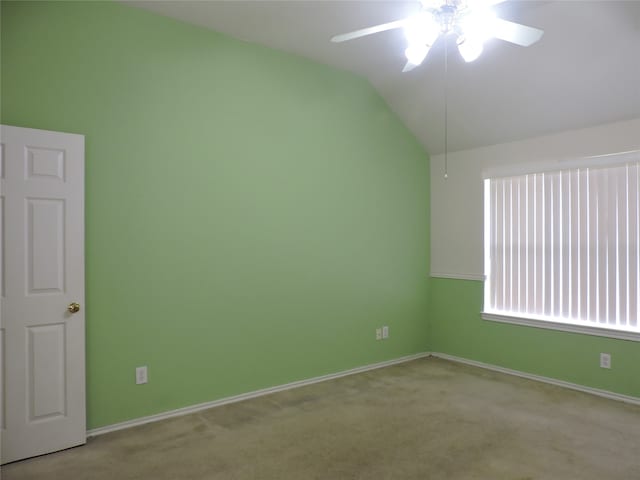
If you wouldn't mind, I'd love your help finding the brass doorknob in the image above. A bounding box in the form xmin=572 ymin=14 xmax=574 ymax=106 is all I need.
xmin=68 ymin=302 xmax=81 ymax=314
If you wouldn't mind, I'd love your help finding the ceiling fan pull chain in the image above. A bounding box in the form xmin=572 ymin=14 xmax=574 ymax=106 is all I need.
xmin=444 ymin=37 xmax=449 ymax=180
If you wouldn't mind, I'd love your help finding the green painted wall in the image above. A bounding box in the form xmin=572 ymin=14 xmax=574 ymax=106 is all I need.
xmin=1 ymin=1 xmax=430 ymax=429
xmin=429 ymin=278 xmax=640 ymax=398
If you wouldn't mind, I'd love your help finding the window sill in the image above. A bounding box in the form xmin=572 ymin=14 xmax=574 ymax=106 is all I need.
xmin=481 ymin=312 xmax=640 ymax=342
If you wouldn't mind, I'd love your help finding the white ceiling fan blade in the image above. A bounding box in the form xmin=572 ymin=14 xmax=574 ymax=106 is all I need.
xmin=492 ymin=18 xmax=544 ymax=47
xmin=402 ymin=61 xmax=420 ymax=73
xmin=331 ymin=19 xmax=406 ymax=43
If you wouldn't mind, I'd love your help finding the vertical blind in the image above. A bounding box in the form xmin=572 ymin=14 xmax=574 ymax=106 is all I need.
xmin=484 ymin=160 xmax=639 ymax=332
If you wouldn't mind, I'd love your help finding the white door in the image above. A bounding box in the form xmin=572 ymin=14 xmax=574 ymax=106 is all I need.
xmin=0 ymin=125 xmax=85 ymax=464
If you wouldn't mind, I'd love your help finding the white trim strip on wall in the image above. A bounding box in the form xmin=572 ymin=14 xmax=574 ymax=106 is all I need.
xmin=430 ymin=272 xmax=485 ymax=281
xmin=87 ymin=352 xmax=431 ymax=437
xmin=432 ymin=352 xmax=640 ymax=406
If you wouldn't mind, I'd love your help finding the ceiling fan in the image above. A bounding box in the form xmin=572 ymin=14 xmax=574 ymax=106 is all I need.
xmin=331 ymin=0 xmax=544 ymax=72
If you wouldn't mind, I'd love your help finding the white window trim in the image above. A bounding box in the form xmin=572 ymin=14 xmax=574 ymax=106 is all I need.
xmin=481 ymin=312 xmax=640 ymax=342
xmin=482 ymin=149 xmax=640 ymax=180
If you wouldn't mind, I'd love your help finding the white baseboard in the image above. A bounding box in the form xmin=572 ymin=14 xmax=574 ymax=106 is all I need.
xmin=87 ymin=352 xmax=432 ymax=437
xmin=432 ymin=352 xmax=640 ymax=406
xmin=89 ymin=351 xmax=639 ymax=438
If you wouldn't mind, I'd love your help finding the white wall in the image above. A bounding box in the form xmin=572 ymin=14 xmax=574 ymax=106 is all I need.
xmin=430 ymin=118 xmax=640 ymax=279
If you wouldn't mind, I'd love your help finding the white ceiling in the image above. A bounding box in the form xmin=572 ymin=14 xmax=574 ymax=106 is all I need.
xmin=124 ymin=0 xmax=640 ymax=154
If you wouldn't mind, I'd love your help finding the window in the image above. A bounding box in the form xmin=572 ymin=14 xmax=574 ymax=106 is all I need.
xmin=483 ymin=152 xmax=640 ymax=340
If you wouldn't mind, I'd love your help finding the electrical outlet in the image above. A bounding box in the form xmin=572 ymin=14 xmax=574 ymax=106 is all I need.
xmin=382 ymin=326 xmax=389 ymax=339
xmin=600 ymin=353 xmax=611 ymax=369
xmin=375 ymin=328 xmax=382 ymax=340
xmin=136 ymin=366 xmax=148 ymax=384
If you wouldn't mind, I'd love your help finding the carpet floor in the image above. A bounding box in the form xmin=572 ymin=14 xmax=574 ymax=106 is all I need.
xmin=3 ymin=357 xmax=640 ymax=479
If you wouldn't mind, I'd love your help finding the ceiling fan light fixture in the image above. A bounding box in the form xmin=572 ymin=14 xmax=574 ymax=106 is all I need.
xmin=457 ymin=37 xmax=484 ymax=62
xmin=405 ymin=43 xmax=430 ymax=66
xmin=404 ymin=11 xmax=440 ymax=47
xmin=331 ymin=0 xmax=544 ymax=72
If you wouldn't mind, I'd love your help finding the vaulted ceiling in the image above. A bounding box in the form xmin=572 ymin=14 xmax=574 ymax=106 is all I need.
xmin=124 ymin=1 xmax=640 ymax=154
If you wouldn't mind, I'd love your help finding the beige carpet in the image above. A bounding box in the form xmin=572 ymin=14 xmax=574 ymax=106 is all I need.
xmin=3 ymin=357 xmax=640 ymax=479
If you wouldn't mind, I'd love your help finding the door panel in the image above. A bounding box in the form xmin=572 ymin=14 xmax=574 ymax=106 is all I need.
xmin=27 ymin=198 xmax=65 ymax=294
xmin=28 ymin=323 xmax=67 ymax=421
xmin=1 ymin=125 xmax=85 ymax=464
xmin=26 ymin=147 xmax=66 ymax=182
